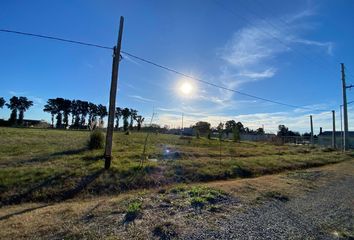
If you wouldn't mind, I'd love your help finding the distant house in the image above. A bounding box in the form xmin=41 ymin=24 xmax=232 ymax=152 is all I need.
xmin=318 ymin=131 xmax=354 ymax=149
xmin=19 ymin=119 xmax=49 ymax=128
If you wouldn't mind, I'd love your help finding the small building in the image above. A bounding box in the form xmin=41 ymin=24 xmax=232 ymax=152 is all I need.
xmin=22 ymin=119 xmax=49 ymax=128
xmin=318 ymin=131 xmax=354 ymax=149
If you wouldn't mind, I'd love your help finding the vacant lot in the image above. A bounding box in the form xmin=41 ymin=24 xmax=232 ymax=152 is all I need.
xmin=1 ymin=157 xmax=353 ymax=239
xmin=0 ymin=127 xmax=352 ymax=205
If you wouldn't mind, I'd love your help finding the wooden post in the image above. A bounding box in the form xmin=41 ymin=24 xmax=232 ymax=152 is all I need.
xmin=104 ymin=16 xmax=124 ymax=169
xmin=332 ymin=110 xmax=336 ymax=149
xmin=341 ymin=63 xmax=349 ymax=151
xmin=310 ymin=115 xmax=314 ymax=145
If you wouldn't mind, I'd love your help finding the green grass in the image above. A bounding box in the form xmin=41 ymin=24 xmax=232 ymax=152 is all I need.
xmin=0 ymin=127 xmax=352 ymax=205
xmin=124 ymin=199 xmax=142 ymax=222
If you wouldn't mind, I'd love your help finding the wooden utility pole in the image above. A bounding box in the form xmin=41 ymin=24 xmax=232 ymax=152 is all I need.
xmin=332 ymin=110 xmax=336 ymax=149
xmin=341 ymin=63 xmax=349 ymax=151
xmin=104 ymin=16 xmax=124 ymax=169
xmin=310 ymin=115 xmax=314 ymax=145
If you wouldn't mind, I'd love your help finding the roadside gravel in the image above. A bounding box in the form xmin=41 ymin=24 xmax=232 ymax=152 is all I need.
xmin=183 ymin=172 xmax=354 ymax=239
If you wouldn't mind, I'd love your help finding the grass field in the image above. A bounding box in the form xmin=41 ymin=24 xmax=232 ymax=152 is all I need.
xmin=0 ymin=127 xmax=353 ymax=205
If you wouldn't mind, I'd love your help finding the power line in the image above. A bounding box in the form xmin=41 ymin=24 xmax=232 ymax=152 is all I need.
xmin=0 ymin=28 xmax=331 ymax=112
xmin=121 ymin=51 xmax=330 ymax=112
xmin=0 ymin=29 xmax=113 ymax=50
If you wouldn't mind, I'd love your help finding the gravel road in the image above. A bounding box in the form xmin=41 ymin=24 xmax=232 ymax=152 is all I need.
xmin=183 ymin=172 xmax=354 ymax=239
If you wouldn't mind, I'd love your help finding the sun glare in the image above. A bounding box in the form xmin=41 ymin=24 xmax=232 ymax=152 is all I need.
xmin=180 ymin=82 xmax=193 ymax=95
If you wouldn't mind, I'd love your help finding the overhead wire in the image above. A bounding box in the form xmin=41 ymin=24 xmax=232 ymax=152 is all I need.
xmin=0 ymin=28 xmax=332 ymax=112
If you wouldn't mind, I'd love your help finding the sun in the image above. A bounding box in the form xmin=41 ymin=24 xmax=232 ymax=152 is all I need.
xmin=180 ymin=82 xmax=193 ymax=95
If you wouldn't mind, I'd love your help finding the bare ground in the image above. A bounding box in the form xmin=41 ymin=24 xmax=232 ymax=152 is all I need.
xmin=0 ymin=160 xmax=353 ymax=239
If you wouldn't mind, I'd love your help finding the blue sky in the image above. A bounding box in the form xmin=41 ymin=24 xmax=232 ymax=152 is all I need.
xmin=1 ymin=0 xmax=354 ymax=133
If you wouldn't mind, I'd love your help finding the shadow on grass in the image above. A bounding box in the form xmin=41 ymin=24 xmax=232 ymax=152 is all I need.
xmin=0 ymin=204 xmax=52 ymax=221
xmin=59 ymin=168 xmax=104 ymax=201
xmin=1 ymin=166 xmax=104 ymax=206
xmin=0 ymin=147 xmax=88 ymax=167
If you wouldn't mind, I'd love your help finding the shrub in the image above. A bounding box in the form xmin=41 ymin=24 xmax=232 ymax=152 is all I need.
xmin=124 ymin=200 xmax=142 ymax=222
xmin=88 ymin=130 xmax=105 ymax=149
xmin=190 ymin=196 xmax=206 ymax=208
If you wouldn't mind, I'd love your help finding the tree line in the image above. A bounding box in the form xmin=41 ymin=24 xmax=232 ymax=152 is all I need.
xmin=192 ymin=120 xmax=265 ymax=141
xmin=0 ymin=96 xmax=145 ymax=130
xmin=0 ymin=96 xmax=33 ymax=125
xmin=43 ymin=98 xmax=145 ymax=130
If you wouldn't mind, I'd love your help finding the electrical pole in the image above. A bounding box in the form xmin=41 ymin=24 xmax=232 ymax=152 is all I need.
xmin=310 ymin=115 xmax=314 ymax=145
xmin=340 ymin=105 xmax=343 ymax=150
xmin=104 ymin=16 xmax=124 ymax=169
xmin=332 ymin=110 xmax=336 ymax=149
xmin=181 ymin=113 xmax=184 ymax=135
xmin=341 ymin=63 xmax=351 ymax=151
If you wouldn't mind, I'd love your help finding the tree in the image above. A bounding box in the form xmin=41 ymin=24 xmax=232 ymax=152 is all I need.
xmin=135 ymin=115 xmax=144 ymax=131
xmin=71 ymin=100 xmax=81 ymax=128
xmin=121 ymin=108 xmax=130 ymax=131
xmin=277 ymin=125 xmax=300 ymax=137
xmin=6 ymin=96 xmax=20 ymax=125
xmin=0 ymin=97 xmax=5 ymax=109
xmin=62 ymin=99 xmax=72 ymax=128
xmin=217 ymin=122 xmax=224 ymax=140
xmin=97 ymin=104 xmax=108 ymax=128
xmin=88 ymin=102 xmax=98 ymax=129
xmin=79 ymin=101 xmax=89 ymax=128
xmin=17 ymin=97 xmax=33 ymax=125
xmin=54 ymin=98 xmax=65 ymax=128
xmin=129 ymin=108 xmax=137 ymax=130
xmin=256 ymin=127 xmax=265 ymax=135
xmin=43 ymin=99 xmax=58 ymax=128
xmin=225 ymin=120 xmax=237 ymax=137
xmin=193 ymin=121 xmax=211 ymax=136
xmin=277 ymin=125 xmax=289 ymax=137
xmin=236 ymin=122 xmax=244 ymax=133
xmin=232 ymin=126 xmax=240 ymax=142
xmin=115 ymin=107 xmax=122 ymax=130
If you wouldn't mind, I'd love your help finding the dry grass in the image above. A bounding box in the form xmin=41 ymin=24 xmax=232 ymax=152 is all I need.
xmin=0 ymin=160 xmax=353 ymax=239
xmin=0 ymin=127 xmax=353 ymax=205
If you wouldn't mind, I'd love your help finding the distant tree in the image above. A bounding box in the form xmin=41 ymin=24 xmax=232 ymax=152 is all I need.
xmin=97 ymin=104 xmax=108 ymax=127
xmin=43 ymin=99 xmax=58 ymax=128
xmin=62 ymin=99 xmax=72 ymax=128
xmin=54 ymin=98 xmax=65 ymax=128
xmin=277 ymin=125 xmax=289 ymax=137
xmin=115 ymin=107 xmax=122 ymax=130
xmin=71 ymin=100 xmax=81 ymax=128
xmin=6 ymin=96 xmax=20 ymax=125
xmin=122 ymin=108 xmax=130 ymax=131
xmin=79 ymin=101 xmax=89 ymax=128
xmin=256 ymin=127 xmax=265 ymax=135
xmin=0 ymin=97 xmax=5 ymax=109
xmin=236 ymin=122 xmax=244 ymax=133
xmin=88 ymin=102 xmax=98 ymax=129
xmin=277 ymin=125 xmax=300 ymax=137
xmin=232 ymin=126 xmax=240 ymax=142
xmin=129 ymin=108 xmax=137 ymax=130
xmin=193 ymin=121 xmax=211 ymax=136
xmin=225 ymin=120 xmax=237 ymax=137
xmin=135 ymin=115 xmax=144 ymax=131
xmin=17 ymin=97 xmax=33 ymax=125
xmin=217 ymin=122 xmax=224 ymax=140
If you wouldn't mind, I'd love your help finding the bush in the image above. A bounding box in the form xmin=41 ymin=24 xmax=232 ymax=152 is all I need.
xmin=88 ymin=130 xmax=105 ymax=149
xmin=124 ymin=200 xmax=142 ymax=222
